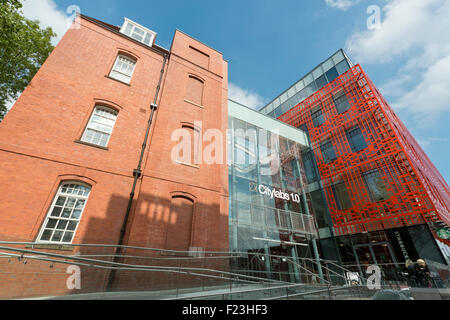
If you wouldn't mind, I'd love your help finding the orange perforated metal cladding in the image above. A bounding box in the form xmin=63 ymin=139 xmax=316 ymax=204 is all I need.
xmin=278 ymin=65 xmax=450 ymax=237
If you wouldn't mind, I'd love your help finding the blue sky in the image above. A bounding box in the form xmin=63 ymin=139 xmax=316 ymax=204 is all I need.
xmin=18 ymin=0 xmax=450 ymax=183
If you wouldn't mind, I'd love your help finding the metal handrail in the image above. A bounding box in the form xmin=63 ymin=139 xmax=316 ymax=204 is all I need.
xmin=0 ymin=241 xmax=368 ymax=285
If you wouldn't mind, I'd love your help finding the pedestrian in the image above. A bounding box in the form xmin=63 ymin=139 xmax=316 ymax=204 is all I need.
xmin=415 ymin=259 xmax=432 ymax=288
xmin=405 ymin=259 xmax=417 ymax=287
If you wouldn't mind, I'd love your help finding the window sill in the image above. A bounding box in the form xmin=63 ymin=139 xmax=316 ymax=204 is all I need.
xmin=184 ymin=99 xmax=204 ymax=109
xmin=105 ymin=75 xmax=131 ymax=86
xmin=75 ymin=139 xmax=109 ymax=151
xmin=26 ymin=244 xmax=75 ymax=251
xmin=174 ymin=160 xmax=200 ymax=169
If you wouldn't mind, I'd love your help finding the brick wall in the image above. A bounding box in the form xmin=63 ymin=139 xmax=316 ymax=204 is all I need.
xmin=0 ymin=17 xmax=229 ymax=299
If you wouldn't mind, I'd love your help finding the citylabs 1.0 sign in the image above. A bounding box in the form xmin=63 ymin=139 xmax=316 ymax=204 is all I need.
xmin=253 ymin=183 xmax=301 ymax=204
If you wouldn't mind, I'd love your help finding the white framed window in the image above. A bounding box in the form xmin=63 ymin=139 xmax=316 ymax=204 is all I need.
xmin=109 ymin=54 xmax=136 ymax=84
xmin=81 ymin=106 xmax=118 ymax=147
xmin=37 ymin=182 xmax=91 ymax=244
xmin=120 ymin=18 xmax=157 ymax=47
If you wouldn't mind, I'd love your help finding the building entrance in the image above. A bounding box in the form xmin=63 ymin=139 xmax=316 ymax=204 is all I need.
xmin=353 ymin=242 xmax=398 ymax=278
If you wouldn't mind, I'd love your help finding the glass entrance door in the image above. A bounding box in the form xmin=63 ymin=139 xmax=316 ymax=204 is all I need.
xmin=353 ymin=242 xmax=398 ymax=280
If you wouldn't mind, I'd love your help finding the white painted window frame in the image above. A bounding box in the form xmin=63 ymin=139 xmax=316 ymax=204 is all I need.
xmin=109 ymin=54 xmax=136 ymax=84
xmin=120 ymin=18 xmax=157 ymax=47
xmin=37 ymin=182 xmax=91 ymax=244
xmin=81 ymin=106 xmax=118 ymax=148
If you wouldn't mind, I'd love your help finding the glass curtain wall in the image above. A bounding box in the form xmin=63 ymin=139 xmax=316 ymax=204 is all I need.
xmin=227 ymin=116 xmax=323 ymax=283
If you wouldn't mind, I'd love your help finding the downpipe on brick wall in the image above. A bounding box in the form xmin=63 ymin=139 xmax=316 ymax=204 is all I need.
xmin=106 ymin=53 xmax=169 ymax=291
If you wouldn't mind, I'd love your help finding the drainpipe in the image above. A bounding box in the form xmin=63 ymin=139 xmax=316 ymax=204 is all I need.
xmin=106 ymin=53 xmax=169 ymax=291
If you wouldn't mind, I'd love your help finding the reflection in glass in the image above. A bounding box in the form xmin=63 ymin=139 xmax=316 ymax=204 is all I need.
xmin=346 ymin=126 xmax=367 ymax=152
xmin=332 ymin=182 xmax=352 ymax=210
xmin=363 ymin=170 xmax=390 ymax=202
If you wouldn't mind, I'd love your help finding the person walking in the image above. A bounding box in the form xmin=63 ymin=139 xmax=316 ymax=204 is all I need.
xmin=415 ymin=259 xmax=432 ymax=288
xmin=405 ymin=259 xmax=417 ymax=287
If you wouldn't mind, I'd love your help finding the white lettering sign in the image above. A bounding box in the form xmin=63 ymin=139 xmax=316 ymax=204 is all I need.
xmin=258 ymin=184 xmax=301 ymax=203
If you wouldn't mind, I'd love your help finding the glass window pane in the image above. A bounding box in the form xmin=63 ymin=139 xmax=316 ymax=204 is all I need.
xmin=346 ymin=126 xmax=367 ymax=152
xmin=50 ymin=207 xmax=62 ymax=217
xmin=71 ymin=209 xmax=82 ymax=219
xmin=295 ymin=80 xmax=305 ymax=92
xmin=55 ymin=196 xmax=66 ymax=206
xmin=46 ymin=219 xmax=57 ymax=229
xmin=143 ymin=33 xmax=152 ymax=45
xmin=332 ymin=50 xmax=345 ymax=65
xmin=322 ymin=58 xmax=334 ymax=72
xmin=67 ymin=221 xmax=78 ymax=231
xmin=63 ymin=232 xmax=74 ymax=243
xmin=123 ymin=22 xmax=133 ymax=36
xmin=326 ymin=67 xmax=339 ymax=83
xmin=304 ymin=73 xmax=314 ymax=86
xmin=333 ymin=183 xmax=352 ymax=210
xmin=315 ymin=74 xmax=328 ymax=90
xmin=336 ymin=59 xmax=350 ymax=75
xmin=335 ymin=93 xmax=351 ymax=114
xmin=311 ymin=108 xmax=325 ymax=127
xmin=131 ymin=32 xmax=143 ymax=42
xmin=312 ymin=66 xmax=323 ymax=79
xmin=61 ymin=208 xmax=72 ymax=218
xmin=56 ymin=220 xmax=68 ymax=230
xmin=66 ymin=198 xmax=76 ymax=208
xmin=363 ymin=171 xmax=390 ymax=201
xmin=51 ymin=231 xmax=63 ymax=242
xmin=41 ymin=230 xmax=52 ymax=241
xmin=320 ymin=140 xmax=337 ymax=163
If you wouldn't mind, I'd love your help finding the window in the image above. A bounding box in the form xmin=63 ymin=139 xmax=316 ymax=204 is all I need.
xmin=120 ymin=18 xmax=156 ymax=46
xmin=325 ymin=66 xmax=339 ymax=83
xmin=363 ymin=170 xmax=390 ymax=202
xmin=37 ymin=183 xmax=91 ymax=243
xmin=336 ymin=59 xmax=350 ymax=75
xmin=109 ymin=54 xmax=136 ymax=84
xmin=315 ymin=74 xmax=328 ymax=90
xmin=302 ymin=150 xmax=318 ymax=183
xmin=334 ymin=91 xmax=351 ymax=114
xmin=81 ymin=106 xmax=118 ymax=147
xmin=311 ymin=107 xmax=325 ymax=127
xmin=332 ymin=182 xmax=352 ymax=210
xmin=346 ymin=126 xmax=367 ymax=152
xmin=320 ymin=140 xmax=337 ymax=163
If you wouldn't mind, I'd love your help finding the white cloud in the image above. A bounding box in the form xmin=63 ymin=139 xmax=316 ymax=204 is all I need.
xmin=346 ymin=0 xmax=450 ymax=64
xmin=416 ymin=136 xmax=448 ymax=149
xmin=345 ymin=0 xmax=450 ymax=121
xmin=228 ymin=83 xmax=266 ymax=110
xmin=325 ymin=0 xmax=361 ymax=11
xmin=393 ymin=55 xmax=450 ymax=122
xmin=20 ymin=0 xmax=72 ymax=45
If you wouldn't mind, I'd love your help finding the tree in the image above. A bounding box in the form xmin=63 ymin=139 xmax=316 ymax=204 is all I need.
xmin=0 ymin=0 xmax=56 ymax=121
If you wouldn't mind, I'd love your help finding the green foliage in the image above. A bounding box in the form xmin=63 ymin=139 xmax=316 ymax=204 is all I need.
xmin=0 ymin=0 xmax=56 ymax=120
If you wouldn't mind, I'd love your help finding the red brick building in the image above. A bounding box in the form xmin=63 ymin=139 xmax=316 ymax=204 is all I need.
xmin=0 ymin=15 xmax=229 ymax=298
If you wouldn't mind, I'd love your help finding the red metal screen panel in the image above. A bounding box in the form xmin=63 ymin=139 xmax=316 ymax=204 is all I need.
xmin=278 ymin=65 xmax=450 ymax=236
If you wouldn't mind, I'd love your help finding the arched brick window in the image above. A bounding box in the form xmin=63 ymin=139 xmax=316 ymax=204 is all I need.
xmin=37 ymin=182 xmax=91 ymax=244
xmin=165 ymin=195 xmax=194 ymax=251
xmin=185 ymin=75 xmax=204 ymax=106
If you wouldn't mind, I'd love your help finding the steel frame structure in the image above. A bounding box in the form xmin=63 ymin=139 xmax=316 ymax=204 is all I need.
xmin=278 ymin=65 xmax=450 ymax=242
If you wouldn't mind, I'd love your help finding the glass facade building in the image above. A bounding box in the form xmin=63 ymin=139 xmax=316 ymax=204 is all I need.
xmin=259 ymin=49 xmax=354 ymax=119
xmin=227 ymin=100 xmax=334 ymax=282
xmin=258 ymin=50 xmax=449 ymax=284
